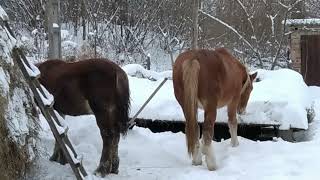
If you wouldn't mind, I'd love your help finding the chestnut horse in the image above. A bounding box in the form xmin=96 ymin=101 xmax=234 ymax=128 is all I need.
xmin=173 ymin=48 xmax=257 ymax=170
xmin=37 ymin=59 xmax=130 ymax=177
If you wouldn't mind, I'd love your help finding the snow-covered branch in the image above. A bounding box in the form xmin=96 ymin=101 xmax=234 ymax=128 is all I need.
xmin=200 ymin=9 xmax=263 ymax=66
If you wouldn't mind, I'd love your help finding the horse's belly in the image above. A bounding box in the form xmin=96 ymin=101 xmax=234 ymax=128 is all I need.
xmin=55 ymin=99 xmax=93 ymax=116
xmin=217 ymin=99 xmax=231 ymax=108
xmin=198 ymin=99 xmax=230 ymax=110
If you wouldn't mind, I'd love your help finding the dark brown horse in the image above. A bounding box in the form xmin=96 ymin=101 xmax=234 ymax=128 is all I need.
xmin=37 ymin=58 xmax=130 ymax=177
xmin=173 ymin=48 xmax=257 ymax=170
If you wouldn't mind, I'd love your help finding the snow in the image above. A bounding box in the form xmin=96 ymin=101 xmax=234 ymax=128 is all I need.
xmin=65 ymin=145 xmax=80 ymax=164
xmin=0 ymin=19 xmax=16 ymax=65
xmin=286 ymin=18 xmax=320 ymax=26
xmin=53 ymin=117 xmax=67 ymax=135
xmin=5 ymin=88 xmax=32 ymax=145
xmin=54 ymin=110 xmax=68 ymax=128
xmin=25 ymin=62 xmax=320 ymax=179
xmin=32 ymin=99 xmax=320 ymax=180
xmin=127 ymin=66 xmax=312 ymax=130
xmin=0 ymin=67 xmax=10 ymax=95
xmin=122 ymin=64 xmax=172 ymax=81
xmin=53 ymin=23 xmax=59 ymax=28
xmin=37 ymin=85 xmax=54 ymax=107
xmin=0 ymin=5 xmax=8 ymax=21
xmin=22 ymin=59 xmax=41 ymax=78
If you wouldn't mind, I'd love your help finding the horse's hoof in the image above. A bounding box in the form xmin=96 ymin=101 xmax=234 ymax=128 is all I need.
xmin=94 ymin=162 xmax=111 ymax=177
xmin=192 ymin=160 xmax=202 ymax=166
xmin=110 ymin=169 xmax=119 ymax=174
xmin=49 ymin=153 xmax=67 ymax=165
xmin=192 ymin=153 xmax=202 ymax=166
xmin=49 ymin=154 xmax=57 ymax=162
xmin=205 ymin=155 xmax=217 ymax=171
xmin=231 ymin=140 xmax=239 ymax=147
xmin=94 ymin=168 xmax=107 ymax=178
xmin=93 ymin=171 xmax=105 ymax=178
xmin=207 ymin=165 xmax=217 ymax=171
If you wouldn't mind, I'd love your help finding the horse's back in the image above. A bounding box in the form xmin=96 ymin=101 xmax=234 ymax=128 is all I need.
xmin=37 ymin=58 xmax=129 ymax=116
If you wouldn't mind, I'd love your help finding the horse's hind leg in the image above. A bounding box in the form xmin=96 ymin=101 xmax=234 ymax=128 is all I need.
xmin=90 ymin=101 xmax=115 ymax=177
xmin=201 ymin=107 xmax=217 ymax=171
xmin=192 ymin=124 xmax=202 ymax=166
xmin=110 ymin=132 xmax=120 ymax=174
xmin=228 ymin=101 xmax=239 ymax=147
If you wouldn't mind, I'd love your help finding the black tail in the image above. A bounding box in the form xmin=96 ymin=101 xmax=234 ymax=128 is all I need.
xmin=116 ymin=69 xmax=131 ymax=135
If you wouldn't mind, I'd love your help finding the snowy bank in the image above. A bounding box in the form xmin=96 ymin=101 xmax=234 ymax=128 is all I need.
xmin=33 ymin=109 xmax=320 ymax=179
xmin=125 ymin=65 xmax=313 ymax=130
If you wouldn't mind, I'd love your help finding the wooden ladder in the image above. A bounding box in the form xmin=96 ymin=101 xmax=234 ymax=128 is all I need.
xmin=12 ymin=48 xmax=88 ymax=180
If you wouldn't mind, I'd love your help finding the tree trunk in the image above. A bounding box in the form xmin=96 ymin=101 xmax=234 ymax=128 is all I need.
xmin=192 ymin=0 xmax=199 ymax=49
xmin=46 ymin=0 xmax=61 ymax=59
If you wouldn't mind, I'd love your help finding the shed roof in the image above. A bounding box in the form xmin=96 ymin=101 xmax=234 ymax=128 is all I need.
xmin=285 ymin=18 xmax=320 ymax=27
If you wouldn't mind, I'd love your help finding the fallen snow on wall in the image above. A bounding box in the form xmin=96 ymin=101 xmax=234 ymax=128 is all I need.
xmin=127 ymin=65 xmax=313 ymax=130
xmin=5 ymin=88 xmax=32 ymax=146
xmin=0 ymin=5 xmax=8 ymax=20
xmin=0 ymin=67 xmax=10 ymax=95
xmin=0 ymin=20 xmax=16 ymax=65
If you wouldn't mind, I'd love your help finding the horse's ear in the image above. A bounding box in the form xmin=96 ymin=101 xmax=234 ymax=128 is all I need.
xmin=250 ymin=72 xmax=258 ymax=81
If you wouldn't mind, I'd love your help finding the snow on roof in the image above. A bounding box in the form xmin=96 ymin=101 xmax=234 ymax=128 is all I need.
xmin=285 ymin=18 xmax=320 ymax=26
xmin=0 ymin=5 xmax=9 ymax=21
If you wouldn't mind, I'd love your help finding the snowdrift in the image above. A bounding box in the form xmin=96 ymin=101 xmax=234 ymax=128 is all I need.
xmin=123 ymin=64 xmax=313 ymax=130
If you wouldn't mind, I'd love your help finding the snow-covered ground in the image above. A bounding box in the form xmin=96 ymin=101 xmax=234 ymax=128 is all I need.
xmin=27 ymin=67 xmax=320 ymax=180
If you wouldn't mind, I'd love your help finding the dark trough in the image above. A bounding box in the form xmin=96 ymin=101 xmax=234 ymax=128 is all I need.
xmin=133 ymin=118 xmax=287 ymax=142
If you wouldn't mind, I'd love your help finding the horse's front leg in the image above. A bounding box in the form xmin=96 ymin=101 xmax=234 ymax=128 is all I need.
xmin=201 ymin=106 xmax=217 ymax=171
xmin=227 ymin=100 xmax=240 ymax=147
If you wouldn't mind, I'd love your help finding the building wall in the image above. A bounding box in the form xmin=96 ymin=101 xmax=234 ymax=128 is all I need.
xmin=289 ymin=27 xmax=320 ymax=73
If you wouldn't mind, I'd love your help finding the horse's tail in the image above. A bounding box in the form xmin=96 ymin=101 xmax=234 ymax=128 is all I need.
xmin=116 ymin=69 xmax=131 ymax=135
xmin=182 ymin=59 xmax=200 ymax=156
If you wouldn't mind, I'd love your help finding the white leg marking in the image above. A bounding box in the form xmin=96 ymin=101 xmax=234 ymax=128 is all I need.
xmin=201 ymin=139 xmax=217 ymax=171
xmin=229 ymin=122 xmax=239 ymax=147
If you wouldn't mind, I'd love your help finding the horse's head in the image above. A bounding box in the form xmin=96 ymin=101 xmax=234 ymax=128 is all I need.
xmin=238 ymin=71 xmax=257 ymax=114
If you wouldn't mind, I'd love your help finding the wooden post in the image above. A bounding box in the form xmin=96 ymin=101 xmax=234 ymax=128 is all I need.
xmin=47 ymin=0 xmax=61 ymax=59
xmin=81 ymin=0 xmax=86 ymax=41
xmin=192 ymin=0 xmax=199 ymax=49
